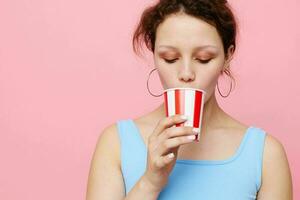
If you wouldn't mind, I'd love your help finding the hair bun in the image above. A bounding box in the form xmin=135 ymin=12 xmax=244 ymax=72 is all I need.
xmin=212 ymin=0 xmax=228 ymax=4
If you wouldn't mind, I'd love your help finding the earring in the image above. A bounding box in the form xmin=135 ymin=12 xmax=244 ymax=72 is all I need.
xmin=217 ymin=69 xmax=233 ymax=98
xmin=146 ymin=68 xmax=164 ymax=97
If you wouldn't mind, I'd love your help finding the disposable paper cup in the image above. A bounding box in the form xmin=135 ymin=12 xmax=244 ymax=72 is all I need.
xmin=163 ymin=87 xmax=206 ymax=142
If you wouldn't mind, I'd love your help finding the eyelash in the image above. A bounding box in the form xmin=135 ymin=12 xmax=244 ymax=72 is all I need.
xmin=163 ymin=58 xmax=211 ymax=64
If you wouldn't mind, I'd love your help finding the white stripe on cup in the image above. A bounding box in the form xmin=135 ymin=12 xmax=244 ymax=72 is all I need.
xmin=167 ymin=89 xmax=175 ymax=117
xmin=184 ymin=89 xmax=195 ymax=127
xmin=167 ymin=90 xmax=176 ymax=127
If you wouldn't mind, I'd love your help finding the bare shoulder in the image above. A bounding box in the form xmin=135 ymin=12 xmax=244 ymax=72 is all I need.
xmin=86 ymin=122 xmax=124 ymax=200
xmin=96 ymin=122 xmax=121 ymax=167
xmin=257 ymin=133 xmax=293 ymax=199
xmin=263 ymin=133 xmax=288 ymax=161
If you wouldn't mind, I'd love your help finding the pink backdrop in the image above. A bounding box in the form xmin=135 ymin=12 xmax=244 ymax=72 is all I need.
xmin=0 ymin=0 xmax=299 ymax=199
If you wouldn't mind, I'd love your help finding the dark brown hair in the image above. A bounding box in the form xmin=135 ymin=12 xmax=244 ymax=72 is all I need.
xmin=132 ymin=0 xmax=238 ymax=83
xmin=132 ymin=0 xmax=238 ymax=56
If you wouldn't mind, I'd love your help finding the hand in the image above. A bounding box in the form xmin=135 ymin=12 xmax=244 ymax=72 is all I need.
xmin=143 ymin=114 xmax=200 ymax=192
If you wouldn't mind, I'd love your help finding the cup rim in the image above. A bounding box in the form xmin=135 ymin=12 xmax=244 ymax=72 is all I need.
xmin=163 ymin=87 xmax=206 ymax=94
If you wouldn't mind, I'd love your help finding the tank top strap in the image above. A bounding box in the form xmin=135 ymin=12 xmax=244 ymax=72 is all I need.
xmin=116 ymin=119 xmax=146 ymax=154
xmin=240 ymin=126 xmax=267 ymax=192
xmin=116 ymin=119 xmax=147 ymax=194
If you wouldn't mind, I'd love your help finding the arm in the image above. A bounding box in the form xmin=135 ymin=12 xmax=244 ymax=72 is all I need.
xmin=257 ymin=134 xmax=293 ymax=200
xmin=86 ymin=123 xmax=162 ymax=200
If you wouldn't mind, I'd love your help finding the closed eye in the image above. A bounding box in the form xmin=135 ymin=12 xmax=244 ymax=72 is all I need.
xmin=163 ymin=58 xmax=212 ymax=64
xmin=197 ymin=58 xmax=212 ymax=64
xmin=163 ymin=58 xmax=178 ymax=63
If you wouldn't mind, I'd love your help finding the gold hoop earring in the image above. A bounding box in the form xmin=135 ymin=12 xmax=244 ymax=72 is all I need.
xmin=217 ymin=69 xmax=233 ymax=98
xmin=146 ymin=68 xmax=164 ymax=97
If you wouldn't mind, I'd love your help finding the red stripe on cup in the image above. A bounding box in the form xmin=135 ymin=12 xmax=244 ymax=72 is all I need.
xmin=175 ymin=89 xmax=185 ymax=127
xmin=164 ymin=92 xmax=169 ymax=117
xmin=193 ymin=90 xmax=203 ymax=140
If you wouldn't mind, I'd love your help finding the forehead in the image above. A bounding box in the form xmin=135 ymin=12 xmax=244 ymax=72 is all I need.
xmin=155 ymin=13 xmax=223 ymax=51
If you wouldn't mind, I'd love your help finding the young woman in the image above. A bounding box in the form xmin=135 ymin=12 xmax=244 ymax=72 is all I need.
xmin=86 ymin=0 xmax=293 ymax=199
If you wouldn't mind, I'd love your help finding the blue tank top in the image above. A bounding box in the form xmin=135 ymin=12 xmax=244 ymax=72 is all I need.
xmin=116 ymin=119 xmax=266 ymax=199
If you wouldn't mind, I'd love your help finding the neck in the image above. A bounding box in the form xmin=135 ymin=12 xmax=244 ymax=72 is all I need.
xmin=153 ymin=93 xmax=227 ymax=134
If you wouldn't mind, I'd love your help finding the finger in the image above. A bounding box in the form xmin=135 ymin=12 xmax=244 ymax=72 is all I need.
xmin=156 ymin=135 xmax=196 ymax=157
xmin=156 ymin=152 xmax=176 ymax=168
xmin=158 ymin=126 xmax=200 ymax=142
xmin=152 ymin=114 xmax=188 ymax=138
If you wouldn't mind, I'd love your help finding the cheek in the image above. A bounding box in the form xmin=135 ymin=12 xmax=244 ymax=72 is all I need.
xmin=197 ymin=61 xmax=223 ymax=80
xmin=156 ymin=67 xmax=178 ymax=88
xmin=198 ymin=73 xmax=218 ymax=90
xmin=195 ymin=64 xmax=222 ymax=90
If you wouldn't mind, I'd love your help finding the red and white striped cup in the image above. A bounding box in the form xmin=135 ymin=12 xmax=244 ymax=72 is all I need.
xmin=163 ymin=87 xmax=206 ymax=142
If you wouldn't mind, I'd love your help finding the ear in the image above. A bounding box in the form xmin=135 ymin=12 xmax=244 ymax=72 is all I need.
xmin=223 ymin=44 xmax=235 ymax=72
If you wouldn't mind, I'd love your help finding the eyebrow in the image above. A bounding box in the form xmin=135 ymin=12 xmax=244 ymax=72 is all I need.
xmin=158 ymin=45 xmax=218 ymax=51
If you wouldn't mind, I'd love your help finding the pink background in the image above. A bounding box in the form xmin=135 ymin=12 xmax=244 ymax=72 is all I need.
xmin=0 ymin=0 xmax=299 ymax=199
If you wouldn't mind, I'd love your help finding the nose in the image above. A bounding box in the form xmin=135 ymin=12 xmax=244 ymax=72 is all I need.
xmin=178 ymin=65 xmax=195 ymax=83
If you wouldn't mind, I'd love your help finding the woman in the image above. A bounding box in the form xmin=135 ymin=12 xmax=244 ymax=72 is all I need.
xmin=86 ymin=0 xmax=293 ymax=199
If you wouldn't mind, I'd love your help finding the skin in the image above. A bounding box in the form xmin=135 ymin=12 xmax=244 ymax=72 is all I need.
xmin=86 ymin=12 xmax=293 ymax=200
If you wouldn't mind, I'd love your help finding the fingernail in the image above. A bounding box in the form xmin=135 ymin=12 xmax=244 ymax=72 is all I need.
xmin=180 ymin=115 xmax=188 ymax=120
xmin=168 ymin=152 xmax=174 ymax=158
xmin=192 ymin=128 xmax=200 ymax=133
xmin=186 ymin=135 xmax=196 ymax=140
